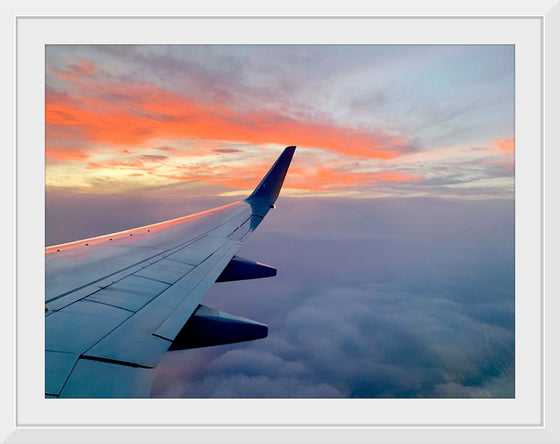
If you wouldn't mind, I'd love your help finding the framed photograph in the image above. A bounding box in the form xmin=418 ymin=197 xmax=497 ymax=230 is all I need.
xmin=4 ymin=1 xmax=560 ymax=443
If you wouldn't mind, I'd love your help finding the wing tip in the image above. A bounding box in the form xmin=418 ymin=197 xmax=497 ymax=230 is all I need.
xmin=245 ymin=145 xmax=297 ymax=213
xmin=283 ymin=145 xmax=297 ymax=158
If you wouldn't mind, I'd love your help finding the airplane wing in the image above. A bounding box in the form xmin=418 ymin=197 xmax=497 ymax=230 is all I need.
xmin=45 ymin=146 xmax=296 ymax=398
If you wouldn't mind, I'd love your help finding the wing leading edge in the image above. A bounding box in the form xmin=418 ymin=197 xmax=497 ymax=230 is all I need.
xmin=45 ymin=146 xmax=296 ymax=397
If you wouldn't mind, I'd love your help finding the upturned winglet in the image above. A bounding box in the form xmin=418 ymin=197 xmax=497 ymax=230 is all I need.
xmin=245 ymin=146 xmax=296 ymax=216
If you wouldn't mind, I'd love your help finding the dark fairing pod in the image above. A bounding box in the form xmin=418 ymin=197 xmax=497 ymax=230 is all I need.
xmin=169 ymin=305 xmax=268 ymax=350
xmin=216 ymin=255 xmax=277 ymax=282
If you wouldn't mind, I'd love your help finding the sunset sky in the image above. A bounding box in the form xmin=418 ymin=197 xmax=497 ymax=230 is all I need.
xmin=45 ymin=45 xmax=515 ymax=398
xmin=45 ymin=45 xmax=514 ymax=199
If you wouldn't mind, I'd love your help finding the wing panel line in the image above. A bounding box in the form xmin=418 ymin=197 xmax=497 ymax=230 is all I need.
xmin=46 ymin=204 xmax=252 ymax=307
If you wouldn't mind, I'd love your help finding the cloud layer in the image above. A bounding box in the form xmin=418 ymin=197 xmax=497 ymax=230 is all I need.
xmin=149 ymin=197 xmax=515 ymax=398
xmin=45 ymin=193 xmax=514 ymax=398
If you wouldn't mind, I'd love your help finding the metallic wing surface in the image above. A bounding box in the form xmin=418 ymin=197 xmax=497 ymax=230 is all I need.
xmin=45 ymin=146 xmax=296 ymax=398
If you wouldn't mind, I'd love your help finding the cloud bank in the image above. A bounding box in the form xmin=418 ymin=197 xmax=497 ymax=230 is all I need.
xmin=148 ymin=197 xmax=514 ymax=398
xmin=46 ymin=193 xmax=514 ymax=398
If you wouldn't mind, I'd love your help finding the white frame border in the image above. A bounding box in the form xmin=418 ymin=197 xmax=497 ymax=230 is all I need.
xmin=4 ymin=1 xmax=560 ymax=443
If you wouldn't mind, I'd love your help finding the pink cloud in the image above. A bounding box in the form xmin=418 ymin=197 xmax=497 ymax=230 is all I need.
xmin=492 ymin=139 xmax=514 ymax=153
xmin=46 ymin=77 xmax=412 ymax=160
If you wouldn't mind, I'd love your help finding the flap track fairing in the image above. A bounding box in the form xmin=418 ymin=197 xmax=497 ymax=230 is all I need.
xmin=216 ymin=255 xmax=277 ymax=282
xmin=168 ymin=305 xmax=268 ymax=351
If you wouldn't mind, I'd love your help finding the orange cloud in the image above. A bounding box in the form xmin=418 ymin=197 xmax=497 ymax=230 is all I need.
xmin=491 ymin=139 xmax=514 ymax=152
xmin=373 ymin=173 xmax=419 ymax=182
xmin=85 ymin=159 xmax=160 ymax=171
xmin=46 ymin=147 xmax=90 ymax=162
xmin=46 ymin=81 xmax=411 ymax=160
xmin=284 ymin=168 xmax=419 ymax=191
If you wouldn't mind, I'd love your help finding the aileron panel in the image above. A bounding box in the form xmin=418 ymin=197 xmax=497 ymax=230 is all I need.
xmin=59 ymin=359 xmax=154 ymax=398
xmin=46 ymin=300 xmax=132 ymax=354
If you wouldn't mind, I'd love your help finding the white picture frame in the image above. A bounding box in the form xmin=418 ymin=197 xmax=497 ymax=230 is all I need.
xmin=3 ymin=1 xmax=559 ymax=442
